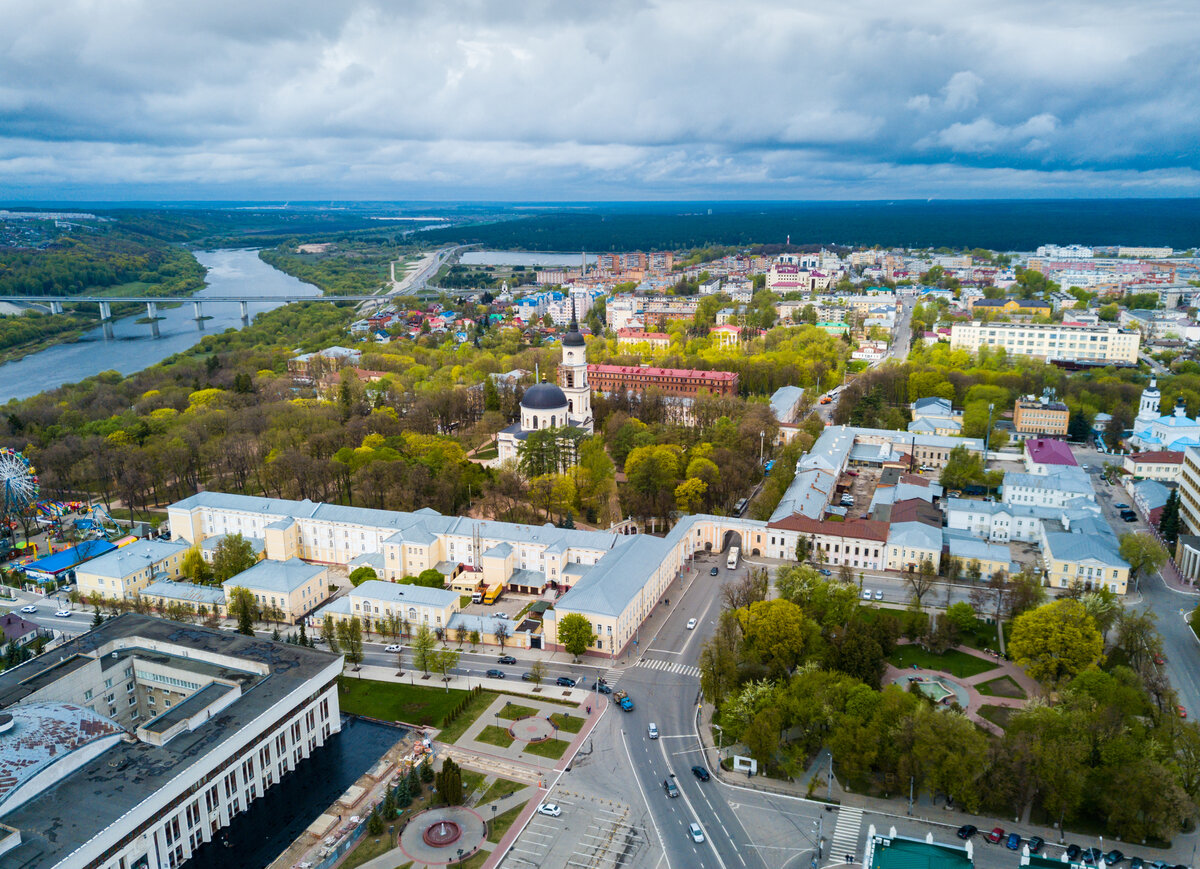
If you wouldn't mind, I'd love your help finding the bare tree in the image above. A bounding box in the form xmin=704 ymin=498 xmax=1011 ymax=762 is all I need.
xmin=905 ymin=560 xmax=938 ymax=610
xmin=494 ymin=621 xmax=510 ymax=650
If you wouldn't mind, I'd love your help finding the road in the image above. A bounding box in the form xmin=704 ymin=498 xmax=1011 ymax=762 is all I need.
xmin=814 ymin=296 xmax=913 ymax=426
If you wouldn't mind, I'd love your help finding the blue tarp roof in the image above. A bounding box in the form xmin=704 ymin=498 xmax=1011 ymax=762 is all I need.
xmin=23 ymin=540 xmax=117 ymax=579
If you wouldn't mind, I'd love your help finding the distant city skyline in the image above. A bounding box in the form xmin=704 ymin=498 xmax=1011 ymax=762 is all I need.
xmin=2 ymin=1 xmax=1198 ymax=200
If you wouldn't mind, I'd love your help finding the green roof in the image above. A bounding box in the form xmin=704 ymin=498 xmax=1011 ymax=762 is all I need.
xmin=870 ymin=837 xmax=973 ymax=869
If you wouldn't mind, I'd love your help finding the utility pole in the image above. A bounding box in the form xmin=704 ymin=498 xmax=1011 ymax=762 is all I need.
xmin=908 ymin=776 xmax=914 ymax=815
xmin=983 ymin=402 xmax=995 ymax=499
xmin=827 ymin=754 xmax=833 ymax=801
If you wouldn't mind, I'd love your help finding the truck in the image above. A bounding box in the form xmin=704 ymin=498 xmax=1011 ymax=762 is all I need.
xmin=619 ymin=693 xmax=634 ymax=712
xmin=727 ymin=546 xmax=740 ymax=570
xmin=483 ymin=582 xmax=504 ymax=605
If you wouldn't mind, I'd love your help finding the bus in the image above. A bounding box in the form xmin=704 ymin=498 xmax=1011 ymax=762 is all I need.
xmin=483 ymin=582 xmax=504 ymax=605
xmin=726 ymin=546 xmax=740 ymax=570
xmin=733 ymin=498 xmax=748 ymax=516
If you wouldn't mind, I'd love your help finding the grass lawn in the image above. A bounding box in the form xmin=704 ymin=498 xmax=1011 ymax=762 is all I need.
xmin=435 ymin=691 xmax=500 ymax=744
xmin=339 ymin=832 xmax=396 ymax=869
xmin=461 ymin=769 xmax=487 ymax=801
xmin=474 ymin=442 xmax=499 ymax=460
xmin=978 ymin=705 xmax=1015 ymax=730
xmin=454 ymin=849 xmax=490 ymax=868
xmin=488 ymin=804 xmax=525 ymax=842
xmin=479 ymin=775 xmax=525 ymax=806
xmin=338 ymin=677 xmax=469 ymax=727
xmin=549 ymin=712 xmax=584 ymax=734
xmin=497 ymin=702 xmax=538 ymax=720
xmin=976 ymin=675 xmax=1027 ymax=699
xmin=476 ymin=725 xmax=515 ymax=749
xmin=523 ymin=738 xmax=570 ymax=760
xmin=887 ymin=645 xmax=999 ymax=678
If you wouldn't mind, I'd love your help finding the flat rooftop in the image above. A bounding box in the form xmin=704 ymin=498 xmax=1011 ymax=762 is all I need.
xmin=869 ymin=836 xmax=973 ymax=869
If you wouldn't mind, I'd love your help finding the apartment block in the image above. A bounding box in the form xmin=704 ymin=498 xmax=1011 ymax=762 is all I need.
xmin=1013 ymin=397 xmax=1070 ymax=436
xmin=949 ymin=321 xmax=1140 ymax=364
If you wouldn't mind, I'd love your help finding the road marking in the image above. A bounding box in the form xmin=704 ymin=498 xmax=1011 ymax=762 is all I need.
xmin=621 ymin=729 xmax=672 ymax=869
xmin=637 ymin=659 xmax=701 ymax=677
xmin=829 ymin=806 xmax=864 ymax=862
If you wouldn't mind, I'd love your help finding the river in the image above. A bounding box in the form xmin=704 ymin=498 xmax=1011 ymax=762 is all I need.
xmin=0 ymin=249 xmax=322 ymax=403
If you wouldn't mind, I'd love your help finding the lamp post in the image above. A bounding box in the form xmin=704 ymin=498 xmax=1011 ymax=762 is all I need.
xmin=759 ymin=431 xmax=765 ymax=465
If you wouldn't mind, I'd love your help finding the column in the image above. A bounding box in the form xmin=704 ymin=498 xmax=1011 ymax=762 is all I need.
xmin=49 ymin=300 xmax=63 ymax=315
xmin=145 ymin=301 xmax=158 ymax=320
xmin=98 ymin=301 xmax=112 ymax=321
xmin=240 ymin=301 xmax=249 ymax=321
xmin=192 ymin=300 xmax=204 ymax=319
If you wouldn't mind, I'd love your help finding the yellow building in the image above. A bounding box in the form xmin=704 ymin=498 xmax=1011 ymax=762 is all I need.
xmin=223 ymin=557 xmax=328 ymax=623
xmin=1013 ymin=397 xmax=1070 ymax=436
xmin=1042 ymin=532 xmax=1130 ymax=594
xmin=76 ymin=540 xmax=190 ymax=601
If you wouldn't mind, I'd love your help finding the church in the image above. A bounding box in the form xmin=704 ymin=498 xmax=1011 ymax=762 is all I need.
xmin=1129 ymin=378 xmax=1200 ymax=451
xmin=496 ymin=310 xmax=594 ymax=469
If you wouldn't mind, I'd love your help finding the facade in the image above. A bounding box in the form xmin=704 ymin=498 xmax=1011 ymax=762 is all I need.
xmin=615 ymin=329 xmax=671 ymax=351
xmin=313 ymin=579 xmax=459 ymax=634
xmin=764 ymin=516 xmax=888 ymax=568
xmin=1013 ymin=397 xmax=1070 ymax=436
xmin=75 ymin=540 xmax=190 ymax=602
xmin=0 ymin=614 xmax=341 ymax=869
xmin=949 ymin=321 xmax=1140 ymax=363
xmin=908 ymin=397 xmax=963 ymax=436
xmin=1130 ymin=380 xmax=1200 ymax=451
xmin=945 ymin=497 xmax=1098 ymax=544
xmin=1179 ymin=445 xmax=1200 ymax=535
xmin=496 ymin=312 xmax=594 ymax=467
xmin=587 ymin=363 xmax=739 ymax=398
xmin=1123 ymin=450 xmax=1184 ymax=482
xmin=886 ymin=522 xmax=943 ymax=572
xmin=139 ymin=579 xmax=228 ymax=616
xmin=1002 ymin=467 xmax=1094 ymax=509
xmin=223 ymin=557 xmax=328 ymax=623
xmin=1042 ymin=532 xmax=1130 ymax=593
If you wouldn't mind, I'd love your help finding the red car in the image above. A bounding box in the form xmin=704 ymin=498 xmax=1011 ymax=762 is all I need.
xmin=1179 ymin=705 xmax=1188 ymax=719
xmin=986 ymin=827 xmax=1005 ymax=844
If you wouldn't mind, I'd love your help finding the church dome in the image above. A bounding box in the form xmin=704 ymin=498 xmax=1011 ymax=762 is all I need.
xmin=563 ymin=327 xmax=586 ymax=347
xmin=522 ymin=382 xmax=569 ymax=410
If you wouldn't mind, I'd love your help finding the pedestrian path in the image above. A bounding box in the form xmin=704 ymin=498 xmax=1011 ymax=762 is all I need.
xmin=635 ymin=658 xmax=701 ymax=678
xmin=829 ymin=806 xmax=863 ymax=864
xmin=601 ymin=667 xmax=623 ymax=687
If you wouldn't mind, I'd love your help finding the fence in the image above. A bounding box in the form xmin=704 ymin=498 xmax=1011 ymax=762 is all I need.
xmin=310 ymin=820 xmax=367 ymax=869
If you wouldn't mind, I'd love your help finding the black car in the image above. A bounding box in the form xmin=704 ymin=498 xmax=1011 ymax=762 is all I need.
xmin=1103 ymin=852 xmax=1124 ymax=866
xmin=485 ymin=668 xmax=506 ymax=679
xmin=521 ymin=672 xmax=534 ymax=681
xmin=1128 ymin=858 xmax=1143 ymax=869
xmin=597 ymin=684 xmax=612 ymax=694
xmin=710 ymin=567 xmax=719 ymax=576
xmin=1082 ymin=847 xmax=1104 ymax=864
xmin=1066 ymin=844 xmax=1082 ymax=860
xmin=497 ymin=655 xmax=517 ymax=665
xmin=957 ymin=825 xmax=977 ymax=840
xmin=663 ymin=779 xmax=679 ymax=798
xmin=691 ymin=765 xmax=710 ymax=781
xmin=1027 ymin=835 xmax=1044 ymax=854
xmin=556 ymin=676 xmax=576 ymax=687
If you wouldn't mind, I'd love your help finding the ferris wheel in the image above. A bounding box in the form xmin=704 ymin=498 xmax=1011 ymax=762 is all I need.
xmin=0 ymin=447 xmax=38 ymax=527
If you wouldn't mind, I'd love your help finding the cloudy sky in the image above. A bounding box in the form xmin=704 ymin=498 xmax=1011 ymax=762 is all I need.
xmin=3 ymin=0 xmax=1199 ymax=200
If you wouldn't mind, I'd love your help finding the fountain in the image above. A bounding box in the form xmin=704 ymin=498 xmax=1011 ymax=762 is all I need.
xmin=422 ymin=819 xmax=463 ymax=847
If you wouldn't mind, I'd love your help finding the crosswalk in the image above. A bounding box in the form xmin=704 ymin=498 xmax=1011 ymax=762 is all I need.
xmin=829 ymin=806 xmax=863 ymax=864
xmin=635 ymin=658 xmax=701 ymax=678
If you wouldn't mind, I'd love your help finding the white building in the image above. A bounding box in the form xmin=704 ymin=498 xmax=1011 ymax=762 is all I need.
xmin=1001 ymin=466 xmax=1095 ymax=509
xmin=949 ymin=321 xmax=1140 ymax=364
xmin=1036 ymin=244 xmax=1094 ymax=259
xmin=1130 ymin=380 xmax=1200 ymax=452
xmin=0 ymin=614 xmax=341 ymax=869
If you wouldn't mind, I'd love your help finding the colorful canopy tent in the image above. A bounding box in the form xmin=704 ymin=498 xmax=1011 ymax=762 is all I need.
xmin=21 ymin=540 xmax=117 ymax=585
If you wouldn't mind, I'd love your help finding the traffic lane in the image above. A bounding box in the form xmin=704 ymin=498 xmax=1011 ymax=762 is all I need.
xmin=357 ymin=647 xmax=602 ymax=686
xmin=14 ymin=608 xmax=88 ymax=634
xmin=1142 ymin=576 xmax=1200 ymax=717
xmin=716 ymin=787 xmax=824 ymax=869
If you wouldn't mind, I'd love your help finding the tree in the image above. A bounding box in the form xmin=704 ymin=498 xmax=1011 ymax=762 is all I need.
xmin=227 ymin=586 xmax=257 ymax=636
xmin=339 ymin=616 xmax=364 ymax=669
xmin=1009 ymin=600 xmax=1104 ymax=685
xmin=322 ymin=614 xmax=340 ymax=653
xmin=211 ymin=532 xmax=258 ymax=582
xmin=367 ymin=808 xmax=384 ymax=836
xmin=558 ymin=613 xmax=596 ymax=659
xmin=180 ymin=543 xmax=213 ymax=583
xmin=434 ymin=648 xmax=460 ymax=687
xmin=1119 ymin=532 xmax=1168 ymax=591
xmin=529 ymin=659 xmax=547 ymax=689
xmin=411 ymin=623 xmax=437 ymax=674
xmin=1067 ymin=410 xmax=1091 ymax=443
xmin=349 ymin=565 xmax=378 ymax=586
xmin=944 ymin=601 xmax=977 ymax=634
xmin=938 ymin=445 xmax=984 ymax=490
xmin=905 ymin=560 xmax=938 ymax=610
xmin=437 ymin=757 xmax=464 ymax=805
xmin=1159 ymin=489 xmax=1182 ymax=546
xmin=737 ymin=598 xmax=813 ymax=679
xmin=494 ymin=621 xmax=510 ymax=650
xmin=92 ymin=606 xmax=103 ymax=626
xmin=699 ymin=611 xmax=743 ymax=705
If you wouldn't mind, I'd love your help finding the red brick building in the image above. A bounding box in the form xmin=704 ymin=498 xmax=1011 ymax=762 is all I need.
xmin=587 ymin=364 xmax=739 ymax=398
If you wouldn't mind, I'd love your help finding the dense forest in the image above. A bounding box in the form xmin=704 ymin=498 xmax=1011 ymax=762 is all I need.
xmin=259 ymin=243 xmax=396 ymax=295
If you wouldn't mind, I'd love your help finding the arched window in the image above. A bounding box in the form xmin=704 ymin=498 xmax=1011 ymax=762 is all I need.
xmin=408 ymin=607 xmax=417 ymax=620
xmin=550 ymin=415 xmax=556 ymax=427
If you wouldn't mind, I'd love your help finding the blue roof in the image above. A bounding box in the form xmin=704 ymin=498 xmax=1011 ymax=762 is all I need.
xmin=22 ymin=540 xmax=117 ymax=578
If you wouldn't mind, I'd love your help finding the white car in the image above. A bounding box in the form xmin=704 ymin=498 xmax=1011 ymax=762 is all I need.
xmin=861 ymin=589 xmax=872 ymax=600
xmin=384 ymin=644 xmax=402 ymax=653
xmin=494 ymin=612 xmax=508 ymax=621
xmin=537 ymin=803 xmax=562 ymax=817
xmin=874 ymin=590 xmax=884 ymax=601
xmin=686 ymin=618 xmax=697 ymax=630
xmin=689 ymin=822 xmax=705 ymax=843
xmin=19 ymin=605 xmax=38 ymax=614
xmin=54 ymin=610 xmax=71 ymax=618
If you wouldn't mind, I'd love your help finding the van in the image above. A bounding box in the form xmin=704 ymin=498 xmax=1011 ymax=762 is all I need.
xmin=648 ymin=722 xmax=659 ymax=739
xmin=471 ymin=592 xmax=483 ymax=604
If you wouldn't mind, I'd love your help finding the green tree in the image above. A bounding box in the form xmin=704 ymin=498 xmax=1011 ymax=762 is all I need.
xmin=349 ymin=565 xmax=378 ymax=586
xmin=1159 ymin=489 xmax=1182 ymax=546
xmin=411 ymin=623 xmax=437 ymax=674
xmin=322 ymin=614 xmax=340 ymax=653
xmin=938 ymin=445 xmax=985 ymax=489
xmin=1119 ymin=532 xmax=1168 ymax=591
xmin=180 ymin=543 xmax=213 ymax=583
xmin=529 ymin=659 xmax=547 ymax=689
xmin=367 ymin=808 xmax=384 ymax=836
xmin=1010 ymin=599 xmax=1103 ymax=685
xmin=339 ymin=616 xmax=364 ymax=668
xmin=211 ymin=532 xmax=258 ymax=582
xmin=557 ymin=612 xmax=596 ymax=659
xmin=737 ymin=598 xmax=813 ymax=679
xmin=227 ymin=585 xmax=258 ymax=636
xmin=1067 ymin=410 xmax=1091 ymax=442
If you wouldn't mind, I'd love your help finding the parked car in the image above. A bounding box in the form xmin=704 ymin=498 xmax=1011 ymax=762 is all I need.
xmin=537 ymin=803 xmax=561 ymax=817
xmin=986 ymin=827 xmax=1005 ymax=844
xmin=556 ymin=676 xmax=576 ymax=687
xmin=1127 ymin=857 xmax=1143 ymax=869
xmin=384 ymin=644 xmax=402 ymax=652
xmin=818 ymin=569 xmax=832 ymax=577
xmin=521 ymin=672 xmax=535 ymax=681
xmin=710 ymin=567 xmax=719 ymax=576
xmin=54 ymin=610 xmax=71 ymax=618
xmin=19 ymin=605 xmax=37 ymax=614
xmin=494 ymin=612 xmax=508 ymax=621
xmin=1065 ymin=844 xmax=1082 ymax=860
xmin=1082 ymin=847 xmax=1103 ymax=864
xmin=1027 ymin=835 xmax=1044 ymax=854
xmin=862 ymin=589 xmax=872 ymax=600
xmin=1114 ymin=502 xmax=1130 ymax=509
xmin=1179 ymin=704 xmax=1188 ymax=719
xmin=686 ymin=618 xmax=697 ymax=630
xmin=956 ymin=825 xmax=977 ymax=840
xmin=663 ymin=778 xmax=678 ymax=797
xmin=1006 ymin=833 xmax=1021 ymax=850
xmin=691 ymin=765 xmax=710 ymax=781
xmin=597 ymin=683 xmax=612 ymax=694
xmin=1102 ymin=852 xmax=1124 ymax=866
xmin=648 ymin=722 xmax=659 ymax=739
xmin=688 ymin=822 xmax=705 ymax=843
xmin=497 ymin=655 xmax=517 ymax=665
xmin=874 ymin=590 xmax=883 ymax=600
xmin=485 ymin=669 xmax=506 ymax=679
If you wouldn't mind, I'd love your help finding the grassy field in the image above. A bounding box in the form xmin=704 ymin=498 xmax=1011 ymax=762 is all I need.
xmin=549 ymin=712 xmax=584 ymax=734
xmin=339 ymin=832 xmax=396 ymax=869
xmin=489 ymin=804 xmax=526 ymax=842
xmin=337 ymin=678 xmax=470 ymax=726
xmin=976 ymin=675 xmax=1026 ymax=699
xmin=523 ymin=738 xmax=569 ymax=760
xmin=479 ymin=775 xmax=525 ymax=806
xmin=978 ymin=705 xmax=1015 ymax=730
xmin=476 ymin=725 xmax=515 ymax=748
xmin=887 ymin=645 xmax=999 ymax=678
xmin=497 ymin=702 xmax=538 ymax=720
xmin=435 ymin=691 xmax=500 ymax=744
